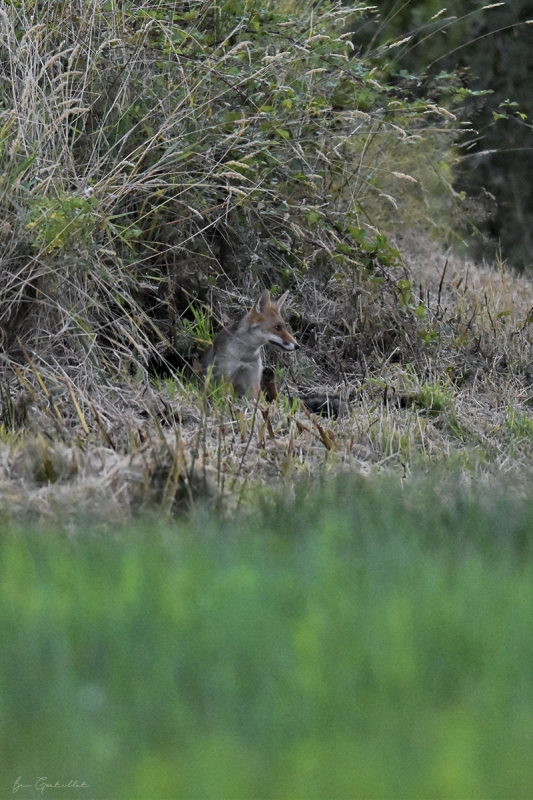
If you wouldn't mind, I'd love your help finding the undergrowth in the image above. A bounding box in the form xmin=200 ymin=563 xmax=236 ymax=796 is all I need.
xmin=0 ymin=0 xmax=468 ymax=390
xmin=0 ymin=0 xmax=530 ymax=511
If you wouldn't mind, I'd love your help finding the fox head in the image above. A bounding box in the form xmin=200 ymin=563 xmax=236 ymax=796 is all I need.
xmin=249 ymin=290 xmax=298 ymax=351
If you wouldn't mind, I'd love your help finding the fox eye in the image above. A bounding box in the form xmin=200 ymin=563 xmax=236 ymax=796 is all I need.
xmin=275 ymin=324 xmax=283 ymax=332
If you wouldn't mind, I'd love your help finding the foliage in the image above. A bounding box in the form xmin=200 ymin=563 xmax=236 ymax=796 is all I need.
xmin=351 ymin=0 xmax=533 ymax=269
xmin=3 ymin=473 xmax=533 ymax=798
xmin=0 ymin=0 xmax=464 ymax=383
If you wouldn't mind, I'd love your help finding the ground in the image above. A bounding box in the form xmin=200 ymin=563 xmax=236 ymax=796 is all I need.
xmin=3 ymin=231 xmax=533 ymax=525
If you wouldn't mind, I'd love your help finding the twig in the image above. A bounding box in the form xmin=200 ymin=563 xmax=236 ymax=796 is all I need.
xmin=437 ymin=258 xmax=448 ymax=314
xmin=234 ymin=394 xmax=262 ymax=477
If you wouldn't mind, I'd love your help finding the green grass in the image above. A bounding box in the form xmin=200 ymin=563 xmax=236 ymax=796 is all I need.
xmin=2 ymin=475 xmax=533 ymax=799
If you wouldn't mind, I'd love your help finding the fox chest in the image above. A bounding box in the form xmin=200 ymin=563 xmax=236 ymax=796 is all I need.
xmin=218 ymin=340 xmax=262 ymax=392
xmin=229 ymin=342 xmax=261 ymax=371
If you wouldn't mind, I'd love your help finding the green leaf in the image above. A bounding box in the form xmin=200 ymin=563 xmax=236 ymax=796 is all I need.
xmin=335 ymin=243 xmax=355 ymax=254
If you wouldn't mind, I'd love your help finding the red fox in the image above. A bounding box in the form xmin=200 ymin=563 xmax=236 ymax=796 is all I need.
xmin=200 ymin=290 xmax=298 ymax=399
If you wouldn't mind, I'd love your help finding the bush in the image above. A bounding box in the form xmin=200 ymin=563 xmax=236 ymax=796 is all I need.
xmin=0 ymin=0 xmax=464 ymax=385
xmin=350 ymin=0 xmax=533 ymax=269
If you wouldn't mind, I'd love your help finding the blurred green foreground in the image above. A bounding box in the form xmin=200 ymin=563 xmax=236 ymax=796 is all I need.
xmin=2 ymin=475 xmax=533 ymax=799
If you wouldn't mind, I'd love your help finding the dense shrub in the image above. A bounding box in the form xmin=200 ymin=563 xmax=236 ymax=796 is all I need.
xmin=0 ymin=0 xmax=464 ymax=380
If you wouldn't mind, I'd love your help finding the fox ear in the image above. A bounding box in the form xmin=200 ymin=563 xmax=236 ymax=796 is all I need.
xmin=255 ymin=289 xmax=271 ymax=313
xmin=275 ymin=290 xmax=289 ymax=310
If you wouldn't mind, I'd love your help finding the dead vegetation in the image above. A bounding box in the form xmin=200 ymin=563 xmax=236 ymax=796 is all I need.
xmin=1 ymin=228 xmax=533 ymax=525
xmin=0 ymin=1 xmax=532 ymax=523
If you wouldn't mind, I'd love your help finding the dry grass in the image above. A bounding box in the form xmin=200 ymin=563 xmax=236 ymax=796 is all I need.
xmin=2 ymin=228 xmax=533 ymax=525
xmin=0 ymin=0 xmax=465 ymax=378
xmin=0 ymin=0 xmax=529 ymax=523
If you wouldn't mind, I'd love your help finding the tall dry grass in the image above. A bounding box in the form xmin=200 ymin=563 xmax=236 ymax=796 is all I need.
xmin=0 ymin=0 xmax=522 ymax=517
xmin=0 ymin=0 xmax=463 ymax=380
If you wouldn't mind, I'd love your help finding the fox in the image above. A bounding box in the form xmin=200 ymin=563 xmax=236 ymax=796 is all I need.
xmin=200 ymin=289 xmax=298 ymax=399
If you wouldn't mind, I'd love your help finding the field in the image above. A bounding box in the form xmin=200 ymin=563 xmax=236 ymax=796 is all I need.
xmin=3 ymin=473 xmax=533 ymax=799
xmin=2 ymin=3 xmax=533 ymax=797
